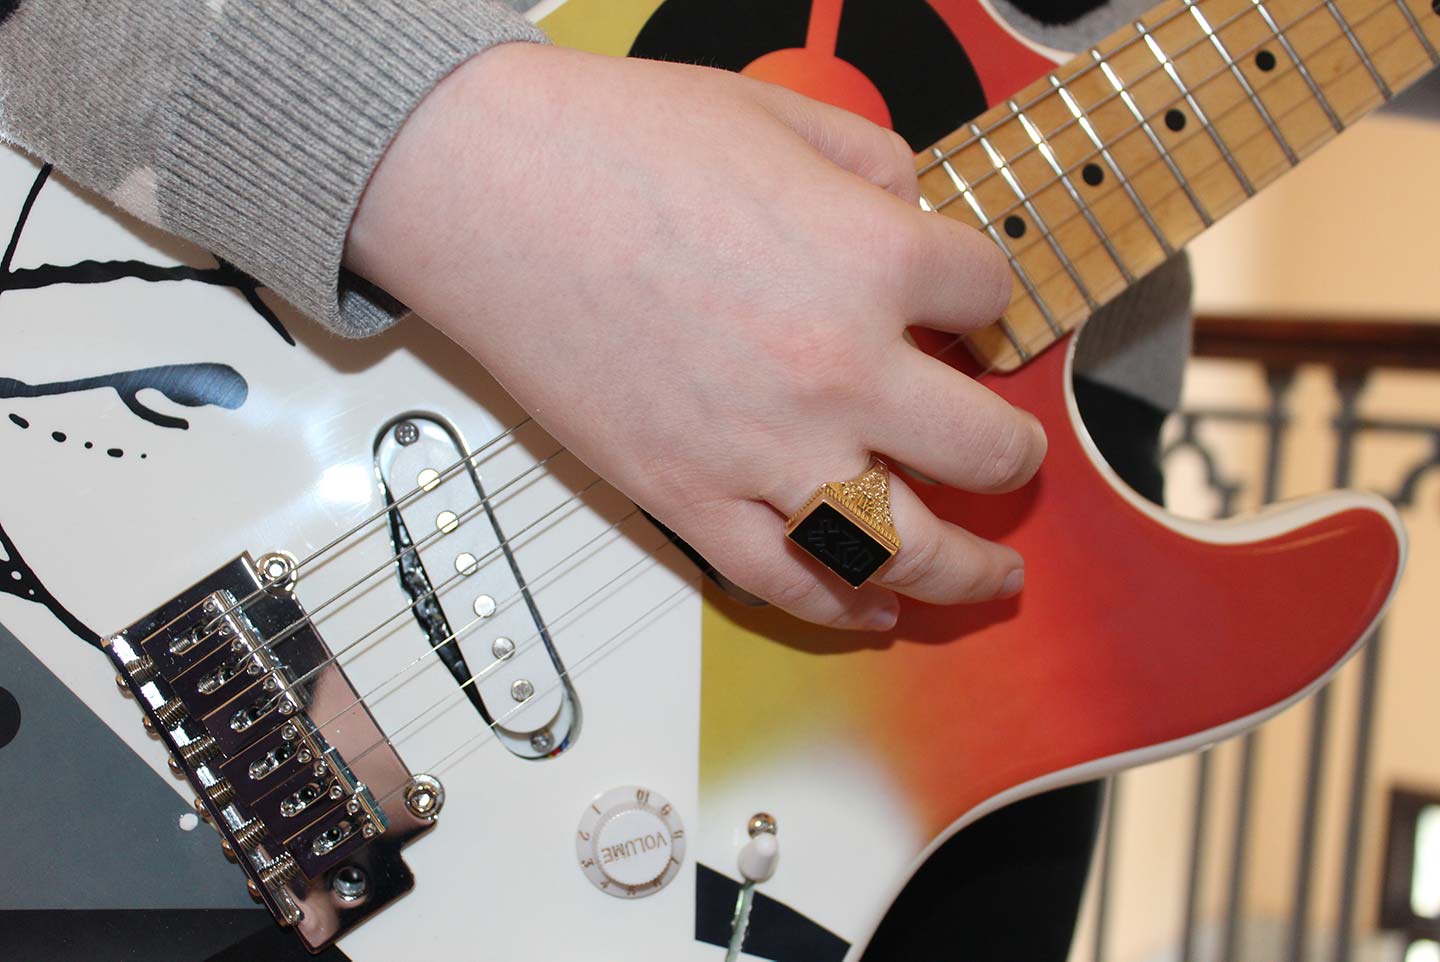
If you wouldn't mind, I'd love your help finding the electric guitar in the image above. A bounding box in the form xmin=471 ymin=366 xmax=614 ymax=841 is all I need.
xmin=0 ymin=0 xmax=1424 ymax=957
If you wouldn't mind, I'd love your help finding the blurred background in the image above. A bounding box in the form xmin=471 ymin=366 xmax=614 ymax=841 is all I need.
xmin=1067 ymin=69 xmax=1440 ymax=962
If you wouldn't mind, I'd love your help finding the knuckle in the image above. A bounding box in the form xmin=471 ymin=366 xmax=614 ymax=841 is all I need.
xmin=976 ymin=416 xmax=1040 ymax=491
xmin=883 ymin=533 xmax=942 ymax=592
xmin=768 ymin=569 xmax=824 ymax=613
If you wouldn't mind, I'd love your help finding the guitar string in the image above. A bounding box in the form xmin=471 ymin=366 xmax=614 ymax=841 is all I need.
xmin=170 ymin=442 xmax=574 ymax=661
xmin=300 ymin=508 xmax=649 ymax=739
xmin=138 ymin=0 xmax=1418 ymax=658
xmin=338 ymin=543 xmax=680 ymax=775
xmin=926 ymin=0 xmax=1418 ymax=290
xmin=302 ymin=520 xmax=665 ymax=752
xmin=246 ymin=477 xmax=621 ymax=722
xmin=127 ymin=417 xmax=533 ymax=650
xmin=373 ymin=580 xmax=693 ymax=809
xmin=923 ymin=0 xmax=1430 ymax=193
xmin=182 ymin=450 xmax=603 ymax=726
xmin=924 ymin=9 xmax=1424 ymax=356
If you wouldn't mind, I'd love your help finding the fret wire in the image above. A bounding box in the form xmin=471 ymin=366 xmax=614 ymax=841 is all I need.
xmin=1051 ymin=77 xmax=1176 ymax=256
xmin=1012 ymin=103 xmax=1137 ymax=284
xmin=932 ymin=146 xmax=1061 ymax=336
xmin=973 ymin=16 xmax=1427 ymax=324
xmin=1137 ymin=21 xmax=1258 ymax=196
xmin=1390 ymin=0 xmax=1440 ymax=63
xmin=1251 ymin=0 xmax=1347 ymax=131
xmin=1185 ymin=0 xmax=1300 ymax=164
xmin=972 ymin=122 xmax=1101 ymax=312
xmin=1322 ymin=0 xmax=1394 ymax=97
xmin=914 ymin=0 xmax=1297 ymax=177
xmin=924 ymin=0 xmax=1352 ymax=204
xmin=955 ymin=13 xmax=1431 ymax=370
xmin=935 ymin=0 xmax=1395 ymax=246
xmin=1094 ymin=50 xmax=1216 ymax=224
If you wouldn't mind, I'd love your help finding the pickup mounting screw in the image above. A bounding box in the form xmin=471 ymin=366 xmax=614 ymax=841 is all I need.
xmin=510 ymin=678 xmax=534 ymax=702
xmin=256 ymin=552 xmax=298 ymax=593
xmin=393 ymin=421 xmax=420 ymax=445
xmin=332 ymin=865 xmax=370 ymax=902
xmin=168 ymin=756 xmax=184 ymax=777
xmin=246 ymin=878 xmax=264 ymax=903
xmin=220 ymin=839 xmax=237 ymax=862
xmin=115 ymin=673 xmax=132 ymax=696
xmin=192 ymin=797 xmax=212 ymax=822
xmin=530 ymin=731 xmax=553 ymax=753
xmin=403 ymin=774 xmax=445 ymax=820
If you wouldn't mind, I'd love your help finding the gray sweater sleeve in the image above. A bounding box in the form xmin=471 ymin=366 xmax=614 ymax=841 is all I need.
xmin=0 ymin=0 xmax=546 ymax=336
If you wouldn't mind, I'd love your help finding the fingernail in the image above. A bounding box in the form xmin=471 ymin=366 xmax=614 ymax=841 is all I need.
xmin=1000 ymin=568 xmax=1025 ymax=598
xmin=867 ymin=604 xmax=899 ymax=631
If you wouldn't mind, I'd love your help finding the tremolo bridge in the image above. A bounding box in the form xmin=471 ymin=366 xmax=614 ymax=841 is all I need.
xmin=104 ymin=554 xmax=437 ymax=953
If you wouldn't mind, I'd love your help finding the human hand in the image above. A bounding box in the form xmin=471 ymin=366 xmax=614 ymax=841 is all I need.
xmin=346 ymin=43 xmax=1045 ymax=631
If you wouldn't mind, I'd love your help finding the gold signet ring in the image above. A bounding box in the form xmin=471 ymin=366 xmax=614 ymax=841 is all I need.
xmin=783 ymin=458 xmax=902 ymax=588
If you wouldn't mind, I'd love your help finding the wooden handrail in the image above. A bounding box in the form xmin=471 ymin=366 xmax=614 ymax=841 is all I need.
xmin=1193 ymin=316 xmax=1440 ymax=371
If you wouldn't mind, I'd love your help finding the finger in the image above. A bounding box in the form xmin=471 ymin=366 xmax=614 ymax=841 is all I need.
xmin=875 ymin=472 xmax=1026 ymax=603
xmin=765 ymin=457 xmax=1026 ymax=605
xmin=690 ymin=498 xmax=902 ymax=630
xmin=865 ymin=346 xmax=1047 ymax=494
xmin=886 ymin=206 xmax=1014 ymax=329
xmin=745 ymin=80 xmax=920 ymax=203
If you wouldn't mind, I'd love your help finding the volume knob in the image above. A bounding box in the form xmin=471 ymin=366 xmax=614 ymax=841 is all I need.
xmin=575 ymin=786 xmax=685 ymax=899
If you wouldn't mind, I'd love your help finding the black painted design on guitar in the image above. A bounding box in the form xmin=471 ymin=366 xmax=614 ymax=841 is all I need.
xmin=0 ymin=163 xmax=281 ymax=646
xmin=0 ymin=363 xmax=248 ymax=431
xmin=0 ymin=513 xmax=99 ymax=646
xmin=1 ymin=166 xmax=294 ymax=345
xmin=0 ymin=685 xmax=19 ymax=749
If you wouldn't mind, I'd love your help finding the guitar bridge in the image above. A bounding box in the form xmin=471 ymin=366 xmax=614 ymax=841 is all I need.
xmin=104 ymin=555 xmax=436 ymax=953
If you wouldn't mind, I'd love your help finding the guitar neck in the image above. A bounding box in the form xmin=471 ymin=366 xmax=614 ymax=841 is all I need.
xmin=917 ymin=0 xmax=1440 ymax=371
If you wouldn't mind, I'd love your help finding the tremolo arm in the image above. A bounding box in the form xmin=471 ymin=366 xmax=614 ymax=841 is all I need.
xmin=105 ymin=554 xmax=437 ymax=953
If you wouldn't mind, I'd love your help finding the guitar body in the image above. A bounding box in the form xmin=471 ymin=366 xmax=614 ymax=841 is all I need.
xmin=0 ymin=1 xmax=1405 ymax=960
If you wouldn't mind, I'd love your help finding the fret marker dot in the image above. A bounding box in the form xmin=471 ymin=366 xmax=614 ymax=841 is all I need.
xmin=1003 ymin=215 xmax=1027 ymax=239
xmin=1255 ymin=49 xmax=1277 ymax=72
xmin=1082 ymin=163 xmax=1104 ymax=187
xmin=1165 ymin=109 xmax=1187 ymax=132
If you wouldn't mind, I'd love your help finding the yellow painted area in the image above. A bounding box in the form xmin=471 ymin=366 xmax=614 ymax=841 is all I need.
xmin=537 ymin=0 xmax=663 ymax=56
xmin=698 ymin=581 xmax=881 ymax=786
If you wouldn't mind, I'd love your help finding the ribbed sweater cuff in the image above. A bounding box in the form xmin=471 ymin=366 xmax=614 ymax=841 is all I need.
xmin=159 ymin=1 xmax=546 ymax=336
